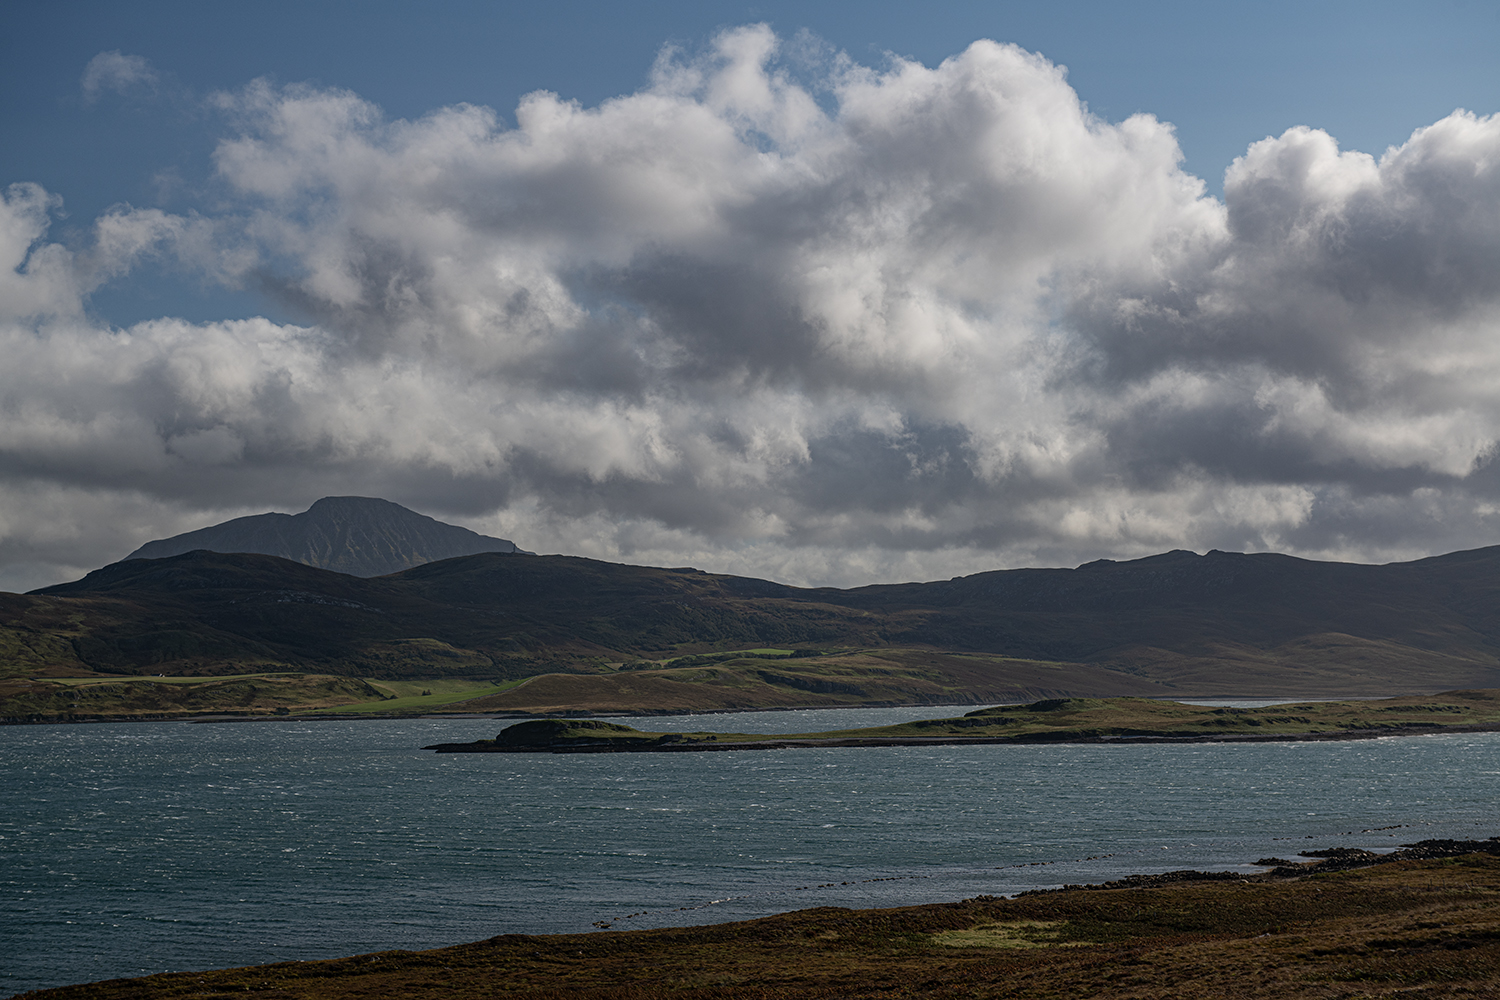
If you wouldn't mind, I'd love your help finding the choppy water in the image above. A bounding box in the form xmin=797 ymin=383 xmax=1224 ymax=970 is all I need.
xmin=3 ymin=707 xmax=1498 ymax=996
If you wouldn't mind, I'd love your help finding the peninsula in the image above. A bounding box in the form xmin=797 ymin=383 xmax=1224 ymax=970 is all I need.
xmin=423 ymin=688 xmax=1500 ymax=753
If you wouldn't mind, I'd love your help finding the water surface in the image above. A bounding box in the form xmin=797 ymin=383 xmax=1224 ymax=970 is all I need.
xmin=3 ymin=709 xmax=1496 ymax=995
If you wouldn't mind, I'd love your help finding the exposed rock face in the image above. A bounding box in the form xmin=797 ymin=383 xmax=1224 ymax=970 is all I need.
xmin=126 ymin=496 xmax=528 ymax=577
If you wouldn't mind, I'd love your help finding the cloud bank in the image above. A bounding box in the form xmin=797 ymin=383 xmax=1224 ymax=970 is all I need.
xmin=3 ymin=27 xmax=1500 ymax=590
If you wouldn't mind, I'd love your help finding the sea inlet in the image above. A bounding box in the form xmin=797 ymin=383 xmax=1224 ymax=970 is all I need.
xmin=3 ymin=705 xmax=1497 ymax=995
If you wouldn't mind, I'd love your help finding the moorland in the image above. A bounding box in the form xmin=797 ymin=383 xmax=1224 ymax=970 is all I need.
xmin=10 ymin=543 xmax=1500 ymax=721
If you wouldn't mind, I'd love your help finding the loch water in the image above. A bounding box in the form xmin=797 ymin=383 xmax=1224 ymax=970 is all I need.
xmin=3 ymin=707 xmax=1499 ymax=996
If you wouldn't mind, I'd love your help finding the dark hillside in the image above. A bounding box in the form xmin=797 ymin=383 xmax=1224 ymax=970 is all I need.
xmin=22 ymin=550 xmax=882 ymax=679
xmin=12 ymin=544 xmax=1500 ymax=696
xmin=824 ymin=547 xmax=1500 ymax=663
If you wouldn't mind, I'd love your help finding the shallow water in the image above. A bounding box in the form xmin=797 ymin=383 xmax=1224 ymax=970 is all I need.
xmin=3 ymin=709 xmax=1497 ymax=995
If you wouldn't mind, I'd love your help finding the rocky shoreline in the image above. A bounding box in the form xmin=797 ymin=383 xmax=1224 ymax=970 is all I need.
xmin=1034 ymin=837 xmax=1500 ymax=892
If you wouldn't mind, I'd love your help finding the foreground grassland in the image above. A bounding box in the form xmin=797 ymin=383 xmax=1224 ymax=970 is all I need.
xmin=429 ymin=689 xmax=1500 ymax=752
xmin=25 ymin=851 xmax=1500 ymax=999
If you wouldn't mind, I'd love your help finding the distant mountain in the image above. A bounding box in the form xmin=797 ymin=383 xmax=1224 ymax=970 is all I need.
xmin=126 ymin=496 xmax=528 ymax=577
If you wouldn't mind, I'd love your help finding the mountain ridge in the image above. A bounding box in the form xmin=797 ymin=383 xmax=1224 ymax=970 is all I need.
xmin=126 ymin=496 xmax=528 ymax=577
xmin=9 ymin=542 xmax=1500 ymax=705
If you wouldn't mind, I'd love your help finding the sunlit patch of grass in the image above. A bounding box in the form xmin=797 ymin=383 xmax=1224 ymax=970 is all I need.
xmin=931 ymin=920 xmax=1077 ymax=949
xmin=318 ymin=678 xmax=529 ymax=714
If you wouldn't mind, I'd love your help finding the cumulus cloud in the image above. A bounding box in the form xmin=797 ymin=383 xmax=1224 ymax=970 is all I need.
xmin=4 ymin=26 xmax=1500 ymax=590
xmin=81 ymin=51 xmax=159 ymax=103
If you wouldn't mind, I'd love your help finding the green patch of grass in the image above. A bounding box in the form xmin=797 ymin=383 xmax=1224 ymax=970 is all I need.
xmin=0 ymin=625 xmax=90 ymax=679
xmin=319 ymin=678 xmax=529 ymax=714
xmin=930 ymin=920 xmax=1076 ymax=949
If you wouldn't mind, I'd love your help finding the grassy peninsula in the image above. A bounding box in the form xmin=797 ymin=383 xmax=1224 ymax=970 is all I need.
xmin=24 ymin=844 xmax=1500 ymax=999
xmin=424 ymin=689 xmax=1500 ymax=752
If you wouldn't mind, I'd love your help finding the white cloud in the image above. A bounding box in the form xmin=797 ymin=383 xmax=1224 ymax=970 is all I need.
xmin=81 ymin=51 xmax=159 ymax=104
xmin=4 ymin=27 xmax=1500 ymax=590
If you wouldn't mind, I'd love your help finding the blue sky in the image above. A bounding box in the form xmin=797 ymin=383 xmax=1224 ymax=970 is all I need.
xmin=1 ymin=0 xmax=1498 ymax=590
xmin=7 ymin=0 xmax=1494 ymax=323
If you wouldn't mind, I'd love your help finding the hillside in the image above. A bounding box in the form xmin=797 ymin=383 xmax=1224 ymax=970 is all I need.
xmin=127 ymin=496 xmax=526 ymax=577
xmin=7 ymin=544 xmax=1500 ymax=718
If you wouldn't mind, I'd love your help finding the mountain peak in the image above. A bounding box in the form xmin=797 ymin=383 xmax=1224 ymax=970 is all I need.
xmin=126 ymin=497 xmax=528 ymax=577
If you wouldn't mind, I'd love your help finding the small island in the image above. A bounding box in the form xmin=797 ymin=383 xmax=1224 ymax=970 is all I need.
xmin=423 ymin=689 xmax=1500 ymax=753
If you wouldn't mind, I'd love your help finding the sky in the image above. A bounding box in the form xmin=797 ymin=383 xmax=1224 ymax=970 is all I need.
xmin=2 ymin=0 xmax=1499 ymax=593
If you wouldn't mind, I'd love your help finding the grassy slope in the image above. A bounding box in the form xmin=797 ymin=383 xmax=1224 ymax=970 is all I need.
xmin=0 ymin=674 xmax=545 ymax=722
xmin=0 ymin=648 xmax=1160 ymax=722
xmin=464 ymin=689 xmax=1500 ymax=749
xmin=0 ymin=673 xmax=389 ymax=722
xmin=451 ymin=649 xmax=1165 ymax=717
xmin=25 ymin=852 xmax=1500 ymax=999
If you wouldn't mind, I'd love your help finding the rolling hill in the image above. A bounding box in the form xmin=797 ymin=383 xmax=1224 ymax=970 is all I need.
xmin=6 ymin=543 xmax=1500 ymax=718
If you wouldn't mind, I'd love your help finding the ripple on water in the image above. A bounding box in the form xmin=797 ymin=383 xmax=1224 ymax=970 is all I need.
xmin=2 ymin=712 xmax=1497 ymax=994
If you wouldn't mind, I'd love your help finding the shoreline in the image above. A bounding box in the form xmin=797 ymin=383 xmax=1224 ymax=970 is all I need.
xmin=18 ymin=837 xmax=1500 ymax=999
